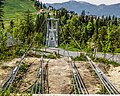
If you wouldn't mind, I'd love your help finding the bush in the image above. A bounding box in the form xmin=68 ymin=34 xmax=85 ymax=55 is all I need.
xmin=115 ymin=48 xmax=120 ymax=53
xmin=15 ymin=48 xmax=24 ymax=56
xmin=73 ymin=53 xmax=87 ymax=61
xmin=19 ymin=62 xmax=28 ymax=72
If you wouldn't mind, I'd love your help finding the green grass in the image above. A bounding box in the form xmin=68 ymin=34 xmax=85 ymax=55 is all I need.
xmin=94 ymin=57 xmax=120 ymax=67
xmin=74 ymin=54 xmax=120 ymax=67
xmin=73 ymin=53 xmax=87 ymax=61
xmin=3 ymin=0 xmax=37 ymax=19
xmin=59 ymin=44 xmax=81 ymax=52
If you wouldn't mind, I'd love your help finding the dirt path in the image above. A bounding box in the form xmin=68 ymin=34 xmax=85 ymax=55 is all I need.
xmin=48 ymin=57 xmax=73 ymax=94
xmin=107 ymin=65 xmax=120 ymax=91
xmin=95 ymin=62 xmax=120 ymax=92
xmin=17 ymin=57 xmax=40 ymax=92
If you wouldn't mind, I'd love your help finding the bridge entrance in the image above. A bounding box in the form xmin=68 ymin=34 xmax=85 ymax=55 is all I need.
xmin=46 ymin=18 xmax=59 ymax=47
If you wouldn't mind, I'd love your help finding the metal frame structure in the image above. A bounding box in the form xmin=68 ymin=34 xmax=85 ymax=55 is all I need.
xmin=46 ymin=18 xmax=59 ymax=47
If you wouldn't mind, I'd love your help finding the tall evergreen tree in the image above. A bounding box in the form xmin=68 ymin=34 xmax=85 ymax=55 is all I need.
xmin=81 ymin=10 xmax=85 ymax=16
xmin=18 ymin=10 xmax=34 ymax=44
xmin=0 ymin=0 xmax=4 ymax=21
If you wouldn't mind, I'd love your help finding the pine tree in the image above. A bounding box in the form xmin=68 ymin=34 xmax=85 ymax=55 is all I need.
xmin=34 ymin=0 xmax=40 ymax=9
xmin=81 ymin=10 xmax=85 ymax=16
xmin=40 ymin=2 xmax=43 ymax=9
xmin=19 ymin=10 xmax=35 ymax=44
xmin=0 ymin=0 xmax=4 ymax=21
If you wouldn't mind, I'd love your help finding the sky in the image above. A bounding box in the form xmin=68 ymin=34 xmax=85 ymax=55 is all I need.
xmin=41 ymin=0 xmax=120 ymax=5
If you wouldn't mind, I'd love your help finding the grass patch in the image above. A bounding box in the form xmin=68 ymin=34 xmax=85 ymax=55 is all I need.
xmin=73 ymin=53 xmax=87 ymax=61
xmin=19 ymin=62 xmax=28 ymax=72
xmin=3 ymin=0 xmax=37 ymax=19
xmin=1 ymin=65 xmax=9 ymax=69
xmin=59 ymin=44 xmax=80 ymax=52
xmin=43 ymin=54 xmax=56 ymax=59
xmin=94 ymin=57 xmax=120 ymax=67
xmin=73 ymin=53 xmax=120 ymax=67
xmin=0 ymin=45 xmax=27 ymax=62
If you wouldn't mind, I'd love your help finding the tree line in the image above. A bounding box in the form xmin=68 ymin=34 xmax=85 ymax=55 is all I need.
xmin=54 ymin=8 xmax=120 ymax=56
xmin=0 ymin=9 xmax=47 ymax=60
xmin=0 ymin=1 xmax=120 ymax=60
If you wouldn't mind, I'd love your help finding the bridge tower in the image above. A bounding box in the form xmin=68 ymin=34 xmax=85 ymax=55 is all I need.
xmin=46 ymin=18 xmax=59 ymax=47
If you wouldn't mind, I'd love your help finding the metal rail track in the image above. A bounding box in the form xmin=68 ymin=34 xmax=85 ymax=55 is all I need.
xmin=42 ymin=47 xmax=87 ymax=94
xmin=69 ymin=59 xmax=89 ymax=94
xmin=65 ymin=48 xmax=88 ymax=94
xmin=31 ymin=53 xmax=49 ymax=94
xmin=0 ymin=43 xmax=32 ymax=94
xmin=86 ymin=55 xmax=120 ymax=94
xmin=31 ymin=54 xmax=43 ymax=94
xmin=0 ymin=52 xmax=27 ymax=93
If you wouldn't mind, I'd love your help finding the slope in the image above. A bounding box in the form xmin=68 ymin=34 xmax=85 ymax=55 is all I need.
xmin=3 ymin=0 xmax=37 ymax=19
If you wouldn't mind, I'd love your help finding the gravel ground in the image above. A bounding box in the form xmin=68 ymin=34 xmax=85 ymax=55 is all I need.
xmin=0 ymin=56 xmax=120 ymax=94
xmin=107 ymin=65 xmax=120 ymax=91
xmin=17 ymin=57 xmax=40 ymax=92
xmin=48 ymin=57 xmax=73 ymax=94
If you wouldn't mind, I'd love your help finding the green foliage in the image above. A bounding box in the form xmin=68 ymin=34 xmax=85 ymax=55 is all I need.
xmin=94 ymin=57 xmax=120 ymax=67
xmin=60 ymin=43 xmax=80 ymax=51
xmin=110 ymin=26 xmax=120 ymax=53
xmin=74 ymin=54 xmax=87 ymax=61
xmin=19 ymin=62 xmax=28 ymax=72
xmin=115 ymin=48 xmax=120 ymax=53
xmin=99 ymin=27 xmax=111 ymax=58
xmin=0 ymin=46 xmax=16 ymax=60
xmin=15 ymin=47 xmax=24 ymax=56
xmin=70 ymin=16 xmax=79 ymax=27
xmin=17 ymin=10 xmax=35 ymax=44
xmin=0 ymin=7 xmax=46 ymax=62
xmin=58 ymin=8 xmax=120 ymax=55
xmin=0 ymin=86 xmax=13 ymax=96
xmin=3 ymin=89 xmax=11 ymax=96
xmin=44 ymin=54 xmax=56 ymax=59
xmin=35 ymin=14 xmax=46 ymax=33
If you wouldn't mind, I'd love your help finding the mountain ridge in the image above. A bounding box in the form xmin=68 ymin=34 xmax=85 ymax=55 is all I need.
xmin=47 ymin=0 xmax=120 ymax=17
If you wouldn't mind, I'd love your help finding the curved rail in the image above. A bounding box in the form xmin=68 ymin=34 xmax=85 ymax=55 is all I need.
xmin=68 ymin=56 xmax=89 ymax=94
xmin=86 ymin=55 xmax=119 ymax=94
